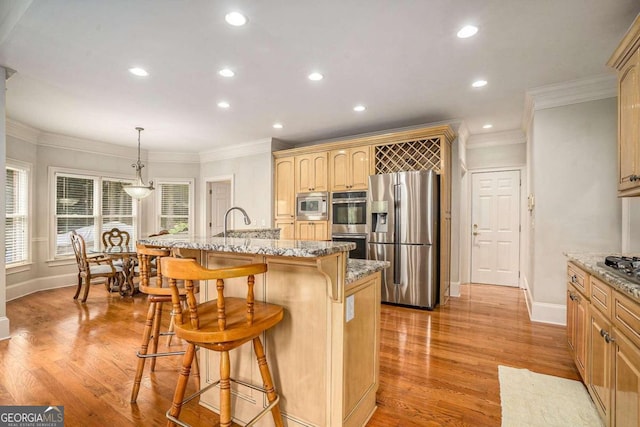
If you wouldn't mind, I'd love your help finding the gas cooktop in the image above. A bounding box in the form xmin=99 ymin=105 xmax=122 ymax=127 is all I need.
xmin=597 ymin=256 xmax=640 ymax=285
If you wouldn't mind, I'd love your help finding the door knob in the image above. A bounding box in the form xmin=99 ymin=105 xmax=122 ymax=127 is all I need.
xmin=473 ymin=223 xmax=479 ymax=236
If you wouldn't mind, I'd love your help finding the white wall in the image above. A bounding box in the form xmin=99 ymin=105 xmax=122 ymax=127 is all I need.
xmin=200 ymin=152 xmax=273 ymax=231
xmin=530 ymin=98 xmax=620 ymax=321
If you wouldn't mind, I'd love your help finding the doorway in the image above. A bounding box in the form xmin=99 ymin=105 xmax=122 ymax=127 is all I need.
xmin=206 ymin=178 xmax=232 ymax=237
xmin=470 ymin=170 xmax=521 ymax=286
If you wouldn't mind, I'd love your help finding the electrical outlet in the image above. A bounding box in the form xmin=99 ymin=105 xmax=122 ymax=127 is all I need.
xmin=346 ymin=295 xmax=355 ymax=322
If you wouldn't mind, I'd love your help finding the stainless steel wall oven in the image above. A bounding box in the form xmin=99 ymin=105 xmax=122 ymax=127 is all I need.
xmin=331 ymin=191 xmax=368 ymax=259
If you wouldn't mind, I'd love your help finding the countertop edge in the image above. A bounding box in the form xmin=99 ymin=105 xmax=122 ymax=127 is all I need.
xmin=565 ymin=252 xmax=640 ymax=302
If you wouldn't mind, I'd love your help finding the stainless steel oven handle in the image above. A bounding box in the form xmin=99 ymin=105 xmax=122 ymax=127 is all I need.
xmin=331 ymin=233 xmax=368 ymax=238
xmin=332 ymin=198 xmax=367 ymax=204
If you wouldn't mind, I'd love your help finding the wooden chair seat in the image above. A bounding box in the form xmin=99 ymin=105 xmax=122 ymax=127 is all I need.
xmin=160 ymin=257 xmax=284 ymax=427
xmin=174 ymin=298 xmax=283 ymax=350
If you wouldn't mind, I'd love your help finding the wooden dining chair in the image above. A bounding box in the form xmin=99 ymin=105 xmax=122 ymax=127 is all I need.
xmin=130 ymin=243 xmax=200 ymax=403
xmin=101 ymin=227 xmax=132 ymax=290
xmin=160 ymin=257 xmax=284 ymax=427
xmin=70 ymin=230 xmax=122 ymax=303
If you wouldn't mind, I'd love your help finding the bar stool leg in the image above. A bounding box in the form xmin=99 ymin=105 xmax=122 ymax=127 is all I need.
xmin=166 ymin=342 xmax=196 ymax=427
xmin=220 ymin=350 xmax=232 ymax=427
xmin=131 ymin=300 xmax=157 ymax=402
xmin=253 ymin=337 xmax=284 ymax=427
xmin=150 ymin=302 xmax=163 ymax=371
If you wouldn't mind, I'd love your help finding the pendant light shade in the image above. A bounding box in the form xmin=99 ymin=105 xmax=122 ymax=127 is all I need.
xmin=124 ymin=127 xmax=154 ymax=199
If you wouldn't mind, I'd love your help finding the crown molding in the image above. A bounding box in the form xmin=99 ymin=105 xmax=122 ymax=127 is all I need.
xmin=6 ymin=119 xmax=39 ymax=144
xmin=199 ymin=138 xmax=273 ymax=163
xmin=148 ymin=151 xmax=200 ymax=164
xmin=38 ymin=131 xmax=137 ymax=160
xmin=526 ymin=74 xmax=616 ymax=111
xmin=467 ymin=129 xmax=526 ymax=149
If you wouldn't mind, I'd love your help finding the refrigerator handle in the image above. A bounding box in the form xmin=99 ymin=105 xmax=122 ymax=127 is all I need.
xmin=394 ymin=183 xmax=400 ymax=285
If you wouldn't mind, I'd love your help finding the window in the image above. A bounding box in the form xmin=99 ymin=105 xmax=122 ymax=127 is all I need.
xmin=53 ymin=170 xmax=136 ymax=257
xmin=6 ymin=162 xmax=30 ymax=265
xmin=157 ymin=180 xmax=193 ymax=234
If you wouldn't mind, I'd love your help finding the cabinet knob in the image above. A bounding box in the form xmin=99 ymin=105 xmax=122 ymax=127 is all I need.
xmin=605 ymin=334 xmax=616 ymax=344
xmin=571 ymin=274 xmax=577 ymax=283
xmin=631 ymin=175 xmax=639 ymax=182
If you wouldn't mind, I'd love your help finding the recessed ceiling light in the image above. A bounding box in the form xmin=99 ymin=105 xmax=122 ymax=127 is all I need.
xmin=353 ymin=105 xmax=366 ymax=112
xmin=217 ymin=101 xmax=230 ymax=109
xmin=308 ymin=72 xmax=323 ymax=81
xmin=457 ymin=25 xmax=478 ymax=38
xmin=225 ymin=12 xmax=247 ymax=26
xmin=218 ymin=68 xmax=235 ymax=77
xmin=128 ymin=67 xmax=149 ymax=77
xmin=273 ymin=123 xmax=283 ymax=129
xmin=472 ymin=79 xmax=488 ymax=88
xmin=482 ymin=124 xmax=493 ymax=129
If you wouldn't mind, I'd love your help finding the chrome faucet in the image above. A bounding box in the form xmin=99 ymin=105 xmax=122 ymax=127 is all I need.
xmin=223 ymin=206 xmax=251 ymax=237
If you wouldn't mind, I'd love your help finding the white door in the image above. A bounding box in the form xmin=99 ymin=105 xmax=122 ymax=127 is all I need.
xmin=471 ymin=170 xmax=520 ymax=286
xmin=208 ymin=181 xmax=231 ymax=237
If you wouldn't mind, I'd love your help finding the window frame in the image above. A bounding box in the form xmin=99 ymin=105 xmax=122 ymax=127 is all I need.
xmin=49 ymin=166 xmax=137 ymax=259
xmin=6 ymin=159 xmax=32 ymax=269
xmin=154 ymin=178 xmax=195 ymax=235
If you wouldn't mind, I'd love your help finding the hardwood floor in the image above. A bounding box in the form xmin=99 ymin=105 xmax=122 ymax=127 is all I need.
xmin=0 ymin=283 xmax=578 ymax=426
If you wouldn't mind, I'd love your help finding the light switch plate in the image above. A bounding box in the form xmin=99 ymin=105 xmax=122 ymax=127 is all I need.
xmin=346 ymin=295 xmax=355 ymax=322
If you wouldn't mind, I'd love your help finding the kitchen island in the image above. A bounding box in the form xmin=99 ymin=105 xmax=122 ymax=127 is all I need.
xmin=138 ymin=234 xmax=389 ymax=427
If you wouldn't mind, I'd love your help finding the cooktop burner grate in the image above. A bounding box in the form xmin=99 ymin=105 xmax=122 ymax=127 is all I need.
xmin=598 ymin=256 xmax=640 ymax=285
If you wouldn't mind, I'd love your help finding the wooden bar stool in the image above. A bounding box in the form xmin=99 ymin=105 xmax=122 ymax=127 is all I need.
xmin=130 ymin=243 xmax=199 ymax=403
xmin=160 ymin=257 xmax=284 ymax=427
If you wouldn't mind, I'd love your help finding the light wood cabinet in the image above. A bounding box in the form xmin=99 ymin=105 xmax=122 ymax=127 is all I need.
xmin=329 ymin=146 xmax=371 ymax=191
xmin=295 ymin=152 xmax=328 ymax=193
xmin=567 ymin=283 xmax=588 ymax=381
xmin=274 ymin=219 xmax=295 ymax=240
xmin=274 ymin=156 xmax=295 ymax=220
xmin=566 ymin=259 xmax=640 ymax=427
xmin=296 ymin=220 xmax=329 ymax=241
xmin=608 ymin=15 xmax=640 ymax=196
xmin=589 ymin=305 xmax=613 ymax=425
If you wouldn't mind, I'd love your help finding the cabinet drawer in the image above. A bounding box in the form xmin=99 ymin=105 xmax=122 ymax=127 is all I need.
xmin=612 ymin=290 xmax=640 ymax=349
xmin=567 ymin=262 xmax=589 ymax=297
xmin=591 ymin=276 xmax=612 ymax=317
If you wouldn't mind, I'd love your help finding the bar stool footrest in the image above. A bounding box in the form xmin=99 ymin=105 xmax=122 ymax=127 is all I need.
xmin=166 ymin=377 xmax=280 ymax=427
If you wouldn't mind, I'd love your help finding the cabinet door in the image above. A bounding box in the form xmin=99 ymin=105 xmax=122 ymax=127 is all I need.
xmin=296 ymin=221 xmax=315 ymax=240
xmin=613 ymin=328 xmax=640 ymax=427
xmin=295 ymin=155 xmax=314 ymax=193
xmin=349 ymin=146 xmax=371 ymax=190
xmin=575 ymin=289 xmax=588 ymax=381
xmin=590 ymin=306 xmax=613 ymax=425
xmin=275 ymin=157 xmax=295 ymax=219
xmin=275 ymin=219 xmax=295 ymax=240
xmin=618 ymin=48 xmax=640 ymax=195
xmin=567 ymin=287 xmax=578 ymax=352
xmin=311 ymin=152 xmax=328 ymax=192
xmin=313 ymin=221 xmax=329 ymax=241
xmin=330 ymin=150 xmax=350 ymax=191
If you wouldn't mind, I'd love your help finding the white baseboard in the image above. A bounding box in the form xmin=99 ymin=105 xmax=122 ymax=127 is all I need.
xmin=6 ymin=272 xmax=77 ymax=302
xmin=522 ymin=275 xmax=566 ymax=325
xmin=450 ymin=281 xmax=461 ymax=298
xmin=0 ymin=316 xmax=10 ymax=341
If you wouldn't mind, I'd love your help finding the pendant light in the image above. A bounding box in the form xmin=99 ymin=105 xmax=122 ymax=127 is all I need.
xmin=124 ymin=127 xmax=154 ymax=199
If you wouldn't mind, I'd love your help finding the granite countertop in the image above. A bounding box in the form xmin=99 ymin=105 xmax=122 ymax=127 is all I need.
xmin=138 ymin=234 xmax=356 ymax=258
xmin=346 ymin=259 xmax=390 ymax=285
xmin=212 ymin=228 xmax=281 ymax=239
xmin=565 ymin=252 xmax=640 ymax=301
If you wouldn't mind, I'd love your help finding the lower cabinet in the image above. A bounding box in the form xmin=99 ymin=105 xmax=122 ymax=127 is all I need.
xmin=296 ymin=220 xmax=329 ymax=241
xmin=589 ymin=305 xmax=613 ymax=424
xmin=275 ymin=219 xmax=295 ymax=240
xmin=567 ymin=260 xmax=640 ymax=427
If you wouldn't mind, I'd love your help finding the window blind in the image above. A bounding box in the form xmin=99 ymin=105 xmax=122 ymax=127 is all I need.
xmin=6 ymin=166 xmax=28 ymax=264
xmin=102 ymin=179 xmax=135 ymax=241
xmin=159 ymin=183 xmax=190 ymax=232
xmin=55 ymin=174 xmax=96 ymax=256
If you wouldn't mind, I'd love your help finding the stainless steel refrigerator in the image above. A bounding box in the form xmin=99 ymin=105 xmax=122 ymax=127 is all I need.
xmin=368 ymin=170 xmax=439 ymax=309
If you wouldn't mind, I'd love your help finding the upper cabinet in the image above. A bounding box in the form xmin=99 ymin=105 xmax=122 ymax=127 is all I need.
xmin=329 ymin=145 xmax=371 ymax=191
xmin=274 ymin=156 xmax=295 ymax=219
xmin=608 ymin=15 xmax=640 ymax=197
xmin=295 ymin=153 xmax=328 ymax=193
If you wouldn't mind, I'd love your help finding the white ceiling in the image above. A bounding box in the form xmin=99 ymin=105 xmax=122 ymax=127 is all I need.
xmin=1 ymin=1 xmax=639 ymax=153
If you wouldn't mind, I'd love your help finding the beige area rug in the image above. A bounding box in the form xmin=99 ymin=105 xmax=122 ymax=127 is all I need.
xmin=499 ymin=365 xmax=603 ymax=427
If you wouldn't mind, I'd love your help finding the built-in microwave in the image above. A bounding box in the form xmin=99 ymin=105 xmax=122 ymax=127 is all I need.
xmin=296 ymin=192 xmax=328 ymax=220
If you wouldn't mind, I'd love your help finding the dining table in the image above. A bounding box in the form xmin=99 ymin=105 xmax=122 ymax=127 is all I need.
xmin=102 ymin=245 xmax=138 ymax=296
